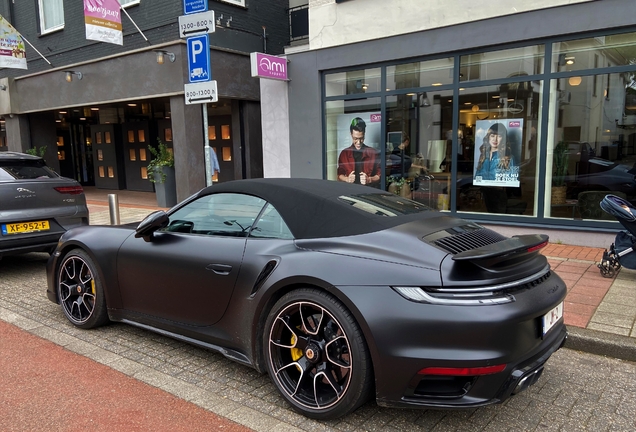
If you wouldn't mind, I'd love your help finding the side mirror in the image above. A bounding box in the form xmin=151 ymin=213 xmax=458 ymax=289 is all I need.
xmin=135 ymin=210 xmax=169 ymax=242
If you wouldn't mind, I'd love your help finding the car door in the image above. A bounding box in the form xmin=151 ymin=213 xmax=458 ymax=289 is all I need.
xmin=117 ymin=193 xmax=267 ymax=327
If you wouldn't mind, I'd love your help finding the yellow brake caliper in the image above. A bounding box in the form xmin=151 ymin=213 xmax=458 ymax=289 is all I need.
xmin=290 ymin=333 xmax=303 ymax=361
xmin=91 ymin=280 xmax=96 ymax=295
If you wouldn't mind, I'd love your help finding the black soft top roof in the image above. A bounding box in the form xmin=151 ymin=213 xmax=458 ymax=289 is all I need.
xmin=201 ymin=178 xmax=437 ymax=239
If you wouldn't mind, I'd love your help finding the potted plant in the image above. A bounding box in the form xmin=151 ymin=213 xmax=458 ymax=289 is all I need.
xmin=147 ymin=139 xmax=177 ymax=208
xmin=25 ymin=145 xmax=47 ymax=158
xmin=551 ymin=141 xmax=569 ymax=205
xmin=386 ymin=176 xmax=405 ymax=195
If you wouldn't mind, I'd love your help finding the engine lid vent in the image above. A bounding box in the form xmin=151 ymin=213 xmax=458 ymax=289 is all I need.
xmin=432 ymin=228 xmax=508 ymax=255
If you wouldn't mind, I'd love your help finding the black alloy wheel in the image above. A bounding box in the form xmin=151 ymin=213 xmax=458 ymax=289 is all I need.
xmin=57 ymin=249 xmax=109 ymax=329
xmin=264 ymin=289 xmax=373 ymax=420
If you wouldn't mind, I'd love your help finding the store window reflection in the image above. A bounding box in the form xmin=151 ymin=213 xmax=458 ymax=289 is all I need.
xmin=385 ymin=91 xmax=454 ymax=210
xmin=456 ymin=80 xmax=542 ymax=216
xmin=386 ymin=57 xmax=453 ymax=91
xmin=325 ymin=68 xmax=381 ymax=97
xmin=552 ymin=32 xmax=636 ymax=73
xmin=546 ymin=73 xmax=636 ymax=220
xmin=460 ymin=45 xmax=545 ymax=82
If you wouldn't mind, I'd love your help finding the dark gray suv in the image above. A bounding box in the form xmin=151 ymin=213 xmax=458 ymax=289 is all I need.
xmin=0 ymin=152 xmax=88 ymax=258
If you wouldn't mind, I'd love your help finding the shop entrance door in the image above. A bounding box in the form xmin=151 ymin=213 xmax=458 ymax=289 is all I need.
xmin=122 ymin=121 xmax=154 ymax=192
xmin=91 ymin=124 xmax=125 ymax=189
xmin=63 ymin=122 xmax=94 ymax=186
xmin=207 ymin=115 xmax=234 ymax=183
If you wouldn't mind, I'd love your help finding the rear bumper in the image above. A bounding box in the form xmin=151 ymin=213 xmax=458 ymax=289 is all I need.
xmin=0 ymin=217 xmax=87 ymax=258
xmin=375 ymin=326 xmax=567 ymax=409
xmin=0 ymin=232 xmax=62 ymax=257
xmin=334 ymin=271 xmax=568 ymax=409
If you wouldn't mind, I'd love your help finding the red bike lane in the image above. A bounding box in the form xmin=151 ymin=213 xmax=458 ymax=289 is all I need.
xmin=0 ymin=320 xmax=252 ymax=432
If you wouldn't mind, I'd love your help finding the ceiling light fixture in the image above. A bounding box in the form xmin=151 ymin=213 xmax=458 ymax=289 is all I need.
xmin=568 ymin=76 xmax=582 ymax=86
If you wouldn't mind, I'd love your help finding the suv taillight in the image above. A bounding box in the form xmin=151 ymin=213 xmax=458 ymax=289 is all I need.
xmin=54 ymin=186 xmax=84 ymax=195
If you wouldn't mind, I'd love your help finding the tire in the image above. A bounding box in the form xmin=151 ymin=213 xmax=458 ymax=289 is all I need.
xmin=263 ymin=289 xmax=373 ymax=420
xmin=57 ymin=249 xmax=109 ymax=329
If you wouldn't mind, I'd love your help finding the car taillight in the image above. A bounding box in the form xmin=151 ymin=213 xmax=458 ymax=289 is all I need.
xmin=527 ymin=241 xmax=548 ymax=253
xmin=418 ymin=364 xmax=506 ymax=376
xmin=54 ymin=186 xmax=84 ymax=195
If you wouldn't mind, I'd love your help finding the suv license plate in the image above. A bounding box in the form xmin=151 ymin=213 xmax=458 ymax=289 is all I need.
xmin=1 ymin=220 xmax=50 ymax=235
xmin=542 ymin=302 xmax=564 ymax=336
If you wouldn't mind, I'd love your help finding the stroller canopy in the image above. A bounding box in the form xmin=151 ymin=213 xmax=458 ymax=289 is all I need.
xmin=600 ymin=194 xmax=636 ymax=223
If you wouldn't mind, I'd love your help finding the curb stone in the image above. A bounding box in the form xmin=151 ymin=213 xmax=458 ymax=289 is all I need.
xmin=565 ymin=326 xmax=636 ymax=362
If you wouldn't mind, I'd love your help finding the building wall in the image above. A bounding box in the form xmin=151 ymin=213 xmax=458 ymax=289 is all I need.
xmin=307 ymin=0 xmax=595 ymax=50
xmin=287 ymin=0 xmax=636 ymax=180
xmin=0 ymin=0 xmax=289 ymax=198
xmin=261 ymin=78 xmax=291 ymax=177
xmin=0 ymin=0 xmax=290 ymax=78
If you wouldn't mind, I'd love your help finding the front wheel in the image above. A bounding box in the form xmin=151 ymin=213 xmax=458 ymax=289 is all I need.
xmin=263 ymin=289 xmax=373 ymax=420
xmin=57 ymin=249 xmax=109 ymax=329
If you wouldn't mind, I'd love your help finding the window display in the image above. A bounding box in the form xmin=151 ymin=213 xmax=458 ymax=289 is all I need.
xmin=323 ymin=29 xmax=636 ymax=227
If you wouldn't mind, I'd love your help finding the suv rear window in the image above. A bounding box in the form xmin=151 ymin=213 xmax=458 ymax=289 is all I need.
xmin=0 ymin=160 xmax=58 ymax=180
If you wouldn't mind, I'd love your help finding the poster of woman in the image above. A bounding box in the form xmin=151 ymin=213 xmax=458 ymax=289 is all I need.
xmin=473 ymin=119 xmax=523 ymax=187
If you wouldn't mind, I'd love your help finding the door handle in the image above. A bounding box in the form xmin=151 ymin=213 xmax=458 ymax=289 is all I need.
xmin=207 ymin=264 xmax=232 ymax=275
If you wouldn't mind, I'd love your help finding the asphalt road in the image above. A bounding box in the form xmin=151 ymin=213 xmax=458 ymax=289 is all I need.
xmin=1 ymin=253 xmax=636 ymax=432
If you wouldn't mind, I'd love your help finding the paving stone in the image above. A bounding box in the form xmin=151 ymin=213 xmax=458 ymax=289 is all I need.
xmin=3 ymin=252 xmax=636 ymax=432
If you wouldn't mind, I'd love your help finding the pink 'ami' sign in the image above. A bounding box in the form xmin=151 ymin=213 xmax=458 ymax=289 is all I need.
xmin=250 ymin=52 xmax=288 ymax=81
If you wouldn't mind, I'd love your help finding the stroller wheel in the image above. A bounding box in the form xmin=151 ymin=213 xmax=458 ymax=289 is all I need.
xmin=598 ymin=261 xmax=617 ymax=278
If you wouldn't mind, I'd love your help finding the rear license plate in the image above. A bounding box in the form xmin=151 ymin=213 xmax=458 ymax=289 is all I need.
xmin=542 ymin=302 xmax=564 ymax=336
xmin=1 ymin=220 xmax=50 ymax=235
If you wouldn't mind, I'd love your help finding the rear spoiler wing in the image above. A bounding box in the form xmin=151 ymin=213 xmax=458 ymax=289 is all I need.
xmin=452 ymin=234 xmax=549 ymax=262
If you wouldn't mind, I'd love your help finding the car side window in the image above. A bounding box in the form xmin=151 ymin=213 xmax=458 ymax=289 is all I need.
xmin=163 ymin=193 xmax=266 ymax=237
xmin=250 ymin=204 xmax=294 ymax=239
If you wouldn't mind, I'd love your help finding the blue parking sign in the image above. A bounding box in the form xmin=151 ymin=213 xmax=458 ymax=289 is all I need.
xmin=183 ymin=0 xmax=208 ymax=15
xmin=187 ymin=35 xmax=211 ymax=83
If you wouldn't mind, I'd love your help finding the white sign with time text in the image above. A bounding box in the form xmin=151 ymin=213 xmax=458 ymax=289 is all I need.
xmin=184 ymin=80 xmax=218 ymax=105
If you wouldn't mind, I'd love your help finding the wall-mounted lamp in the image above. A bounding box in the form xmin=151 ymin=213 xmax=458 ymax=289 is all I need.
xmin=0 ymin=84 xmax=6 ymax=91
xmin=64 ymin=71 xmax=83 ymax=82
xmin=154 ymin=49 xmax=175 ymax=65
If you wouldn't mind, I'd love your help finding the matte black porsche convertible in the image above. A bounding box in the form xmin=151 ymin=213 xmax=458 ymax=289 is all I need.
xmin=47 ymin=178 xmax=567 ymax=419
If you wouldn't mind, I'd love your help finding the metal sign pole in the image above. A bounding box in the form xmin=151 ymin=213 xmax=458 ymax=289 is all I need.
xmin=203 ymin=103 xmax=211 ymax=186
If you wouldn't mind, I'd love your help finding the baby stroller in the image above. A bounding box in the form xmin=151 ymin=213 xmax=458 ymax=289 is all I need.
xmin=598 ymin=194 xmax=636 ymax=277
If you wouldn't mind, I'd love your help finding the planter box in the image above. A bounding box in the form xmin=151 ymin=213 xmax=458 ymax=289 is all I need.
xmin=153 ymin=167 xmax=177 ymax=208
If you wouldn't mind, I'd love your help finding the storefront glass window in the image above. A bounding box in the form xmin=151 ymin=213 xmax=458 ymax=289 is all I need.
xmin=552 ymin=32 xmax=636 ymax=73
xmin=545 ymin=73 xmax=636 ymax=220
xmin=325 ymin=68 xmax=381 ymax=97
xmin=386 ymin=58 xmax=454 ymax=91
xmin=456 ymin=80 xmax=543 ymax=216
xmin=385 ymin=91 xmax=454 ymax=210
xmin=460 ymin=45 xmax=544 ymax=82
xmin=322 ymin=29 xmax=636 ymax=227
xmin=325 ymin=98 xmax=382 ymax=187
